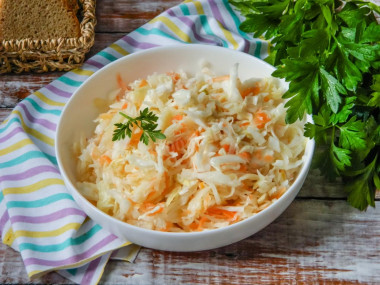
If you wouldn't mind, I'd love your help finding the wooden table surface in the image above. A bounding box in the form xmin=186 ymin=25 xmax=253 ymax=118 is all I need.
xmin=1 ymin=0 xmax=380 ymax=284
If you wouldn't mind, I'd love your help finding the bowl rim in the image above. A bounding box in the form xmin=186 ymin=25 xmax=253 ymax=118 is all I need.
xmin=56 ymin=44 xmax=315 ymax=238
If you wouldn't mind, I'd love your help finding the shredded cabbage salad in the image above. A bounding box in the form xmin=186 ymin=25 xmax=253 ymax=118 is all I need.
xmin=75 ymin=63 xmax=307 ymax=232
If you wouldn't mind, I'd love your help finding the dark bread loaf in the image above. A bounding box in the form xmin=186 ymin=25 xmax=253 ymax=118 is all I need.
xmin=0 ymin=0 xmax=81 ymax=40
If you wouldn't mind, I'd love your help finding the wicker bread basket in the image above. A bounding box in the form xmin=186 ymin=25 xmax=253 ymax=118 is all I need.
xmin=0 ymin=0 xmax=96 ymax=74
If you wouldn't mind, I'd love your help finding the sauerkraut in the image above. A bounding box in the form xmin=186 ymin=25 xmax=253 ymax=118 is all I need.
xmin=75 ymin=64 xmax=307 ymax=232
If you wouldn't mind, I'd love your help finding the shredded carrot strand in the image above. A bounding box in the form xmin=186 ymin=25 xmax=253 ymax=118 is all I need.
xmin=222 ymin=144 xmax=230 ymax=153
xmin=99 ymin=154 xmax=112 ymax=166
xmin=148 ymin=206 xmax=164 ymax=216
xmin=129 ymin=128 xmax=143 ymax=147
xmin=240 ymin=85 xmax=260 ymax=98
xmin=146 ymin=190 xmax=156 ymax=201
xmin=127 ymin=198 xmax=136 ymax=205
xmin=271 ymin=187 xmax=287 ymax=200
xmin=116 ymin=91 xmax=123 ymax=102
xmin=239 ymin=152 xmax=251 ymax=161
xmin=254 ymin=112 xmax=271 ymax=129
xmin=139 ymin=79 xmax=148 ymax=87
xmin=160 ymin=222 xmax=173 ymax=232
xmin=189 ymin=221 xmax=199 ymax=231
xmin=121 ymin=102 xmax=128 ymax=109
xmin=140 ymin=202 xmax=155 ymax=213
xmin=206 ymin=206 xmax=237 ymax=220
xmin=172 ymin=114 xmax=183 ymax=122
xmin=264 ymin=155 xmax=274 ymax=162
xmin=169 ymin=137 xmax=186 ymax=153
xmin=197 ymin=216 xmax=209 ymax=231
xmin=212 ymin=75 xmax=230 ymax=82
xmin=167 ymin=72 xmax=181 ymax=83
xmin=240 ymin=122 xmax=250 ymax=127
xmin=239 ymin=164 xmax=247 ymax=172
xmin=117 ymin=73 xmax=128 ymax=90
xmin=161 ymin=172 xmax=171 ymax=196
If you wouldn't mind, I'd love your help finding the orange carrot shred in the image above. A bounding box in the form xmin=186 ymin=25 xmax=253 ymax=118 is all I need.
xmin=254 ymin=112 xmax=270 ymax=129
xmin=240 ymin=85 xmax=260 ymax=98
xmin=240 ymin=122 xmax=250 ymax=127
xmin=99 ymin=155 xmax=112 ymax=166
xmin=189 ymin=220 xmax=199 ymax=231
xmin=239 ymin=152 xmax=251 ymax=161
xmin=117 ymin=73 xmax=128 ymax=90
xmin=169 ymin=137 xmax=186 ymax=153
xmin=167 ymin=72 xmax=181 ymax=83
xmin=197 ymin=216 xmax=209 ymax=231
xmin=160 ymin=222 xmax=173 ymax=232
xmin=139 ymin=79 xmax=148 ymax=87
xmin=127 ymin=198 xmax=135 ymax=205
xmin=121 ymin=102 xmax=128 ymax=109
xmin=239 ymin=164 xmax=247 ymax=172
xmin=148 ymin=206 xmax=164 ymax=216
xmin=264 ymin=155 xmax=274 ymax=162
xmin=141 ymin=202 xmax=155 ymax=211
xmin=146 ymin=190 xmax=156 ymax=201
xmin=212 ymin=75 xmax=230 ymax=82
xmin=222 ymin=144 xmax=230 ymax=153
xmin=271 ymin=187 xmax=287 ymax=200
xmin=172 ymin=114 xmax=183 ymax=121
xmin=161 ymin=171 xmax=171 ymax=196
xmin=206 ymin=206 xmax=236 ymax=220
xmin=129 ymin=128 xmax=143 ymax=147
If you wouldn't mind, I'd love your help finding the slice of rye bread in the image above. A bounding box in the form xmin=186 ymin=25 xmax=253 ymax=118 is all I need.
xmin=0 ymin=0 xmax=80 ymax=40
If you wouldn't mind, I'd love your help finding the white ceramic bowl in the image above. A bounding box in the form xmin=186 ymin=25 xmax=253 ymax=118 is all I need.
xmin=56 ymin=44 xmax=314 ymax=251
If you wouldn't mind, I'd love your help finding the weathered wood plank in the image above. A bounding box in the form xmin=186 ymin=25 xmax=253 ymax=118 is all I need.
xmin=101 ymin=200 xmax=380 ymax=284
xmin=0 ymin=108 xmax=12 ymax=122
xmin=95 ymin=0 xmax=183 ymax=33
xmin=2 ymin=200 xmax=377 ymax=284
xmin=0 ymin=73 xmax=63 ymax=107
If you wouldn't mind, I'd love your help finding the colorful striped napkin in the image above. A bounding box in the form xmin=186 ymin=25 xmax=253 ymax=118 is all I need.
xmin=0 ymin=0 xmax=268 ymax=284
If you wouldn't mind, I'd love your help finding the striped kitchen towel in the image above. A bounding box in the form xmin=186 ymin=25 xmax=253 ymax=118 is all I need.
xmin=0 ymin=0 xmax=268 ymax=284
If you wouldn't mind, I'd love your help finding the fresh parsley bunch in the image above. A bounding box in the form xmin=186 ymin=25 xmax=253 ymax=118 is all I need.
xmin=230 ymin=0 xmax=380 ymax=210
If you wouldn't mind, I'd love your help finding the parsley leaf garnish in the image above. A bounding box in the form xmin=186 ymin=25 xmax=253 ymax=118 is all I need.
xmin=338 ymin=116 xmax=367 ymax=151
xmin=112 ymin=108 xmax=166 ymax=145
xmin=231 ymin=0 xmax=380 ymax=210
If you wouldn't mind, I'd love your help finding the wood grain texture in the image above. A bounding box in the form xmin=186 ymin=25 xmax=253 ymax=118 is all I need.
xmin=0 ymin=73 xmax=62 ymax=107
xmin=0 ymin=109 xmax=12 ymax=122
xmin=2 ymin=200 xmax=378 ymax=284
xmin=100 ymin=200 xmax=380 ymax=284
xmin=95 ymin=0 xmax=183 ymax=33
